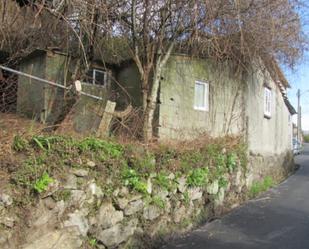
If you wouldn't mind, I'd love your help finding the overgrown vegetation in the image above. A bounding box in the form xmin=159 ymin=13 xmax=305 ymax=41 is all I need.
xmin=9 ymin=134 xmax=247 ymax=200
xmin=122 ymin=168 xmax=148 ymax=194
xmin=186 ymin=168 xmax=209 ymax=187
xmin=33 ymin=172 xmax=54 ymax=193
xmin=151 ymin=196 xmax=166 ymax=209
xmin=12 ymin=135 xmax=28 ymax=152
xmin=249 ymin=176 xmax=274 ymax=198
xmin=1 ymin=0 xmax=306 ymax=141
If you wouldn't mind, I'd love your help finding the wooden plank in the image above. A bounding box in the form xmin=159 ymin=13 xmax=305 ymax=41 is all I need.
xmin=97 ymin=100 xmax=116 ymax=137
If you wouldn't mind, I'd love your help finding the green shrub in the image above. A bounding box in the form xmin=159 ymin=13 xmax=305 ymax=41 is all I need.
xmin=152 ymin=196 xmax=165 ymax=209
xmin=180 ymin=151 xmax=205 ymax=172
xmin=226 ymin=152 xmax=237 ymax=172
xmin=88 ymin=238 xmax=97 ymax=247
xmin=31 ymin=136 xmax=52 ymax=151
xmin=249 ymin=176 xmax=274 ymax=198
xmin=233 ymin=143 xmax=248 ymax=170
xmin=154 ymin=172 xmax=171 ymax=190
xmin=12 ymin=156 xmax=47 ymax=188
xmin=183 ymin=191 xmax=190 ymax=206
xmin=122 ymin=168 xmax=148 ymax=194
xmin=155 ymin=146 xmax=178 ymax=168
xmin=77 ymin=138 xmax=123 ymax=158
xmin=218 ymin=176 xmax=228 ymax=189
xmin=186 ymin=167 xmax=209 ymax=187
xmin=130 ymin=152 xmax=156 ymax=174
xmin=33 ymin=172 xmax=54 ymax=193
xmin=12 ymin=135 xmax=28 ymax=151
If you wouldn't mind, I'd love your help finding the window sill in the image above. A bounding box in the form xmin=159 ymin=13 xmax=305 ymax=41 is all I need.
xmin=194 ymin=107 xmax=208 ymax=112
xmin=81 ymin=82 xmax=106 ymax=88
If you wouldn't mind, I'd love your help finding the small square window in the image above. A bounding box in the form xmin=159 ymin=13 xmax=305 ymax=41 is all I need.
xmin=92 ymin=69 xmax=106 ymax=86
xmin=194 ymin=81 xmax=209 ymax=111
xmin=264 ymin=87 xmax=272 ymax=118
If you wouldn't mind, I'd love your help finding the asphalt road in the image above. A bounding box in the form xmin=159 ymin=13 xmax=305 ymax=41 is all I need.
xmin=163 ymin=144 xmax=309 ymax=249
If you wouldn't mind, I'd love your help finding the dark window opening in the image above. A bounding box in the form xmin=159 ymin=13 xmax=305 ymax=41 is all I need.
xmin=86 ymin=68 xmax=106 ymax=86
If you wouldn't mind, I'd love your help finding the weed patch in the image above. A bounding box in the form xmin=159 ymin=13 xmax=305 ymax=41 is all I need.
xmin=12 ymin=135 xmax=28 ymax=152
xmin=122 ymin=168 xmax=148 ymax=194
xmin=33 ymin=172 xmax=54 ymax=193
xmin=154 ymin=172 xmax=171 ymax=190
xmin=249 ymin=176 xmax=274 ymax=198
xmin=53 ymin=189 xmax=71 ymax=201
xmin=87 ymin=237 xmax=97 ymax=248
xmin=9 ymin=134 xmax=248 ymax=199
xmin=151 ymin=196 xmax=166 ymax=209
xmin=186 ymin=167 xmax=209 ymax=187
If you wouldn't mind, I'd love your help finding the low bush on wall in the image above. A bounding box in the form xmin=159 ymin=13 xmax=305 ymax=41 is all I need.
xmin=10 ymin=135 xmax=248 ymax=197
xmin=3 ymin=134 xmax=249 ymax=249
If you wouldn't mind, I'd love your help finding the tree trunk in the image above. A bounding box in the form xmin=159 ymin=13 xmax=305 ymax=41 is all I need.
xmin=143 ymin=67 xmax=161 ymax=141
xmin=142 ymin=43 xmax=174 ymax=142
xmin=142 ymin=73 xmax=149 ymax=111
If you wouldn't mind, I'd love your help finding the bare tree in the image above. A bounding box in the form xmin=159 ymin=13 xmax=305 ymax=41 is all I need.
xmin=100 ymin=0 xmax=306 ymax=141
xmin=0 ymin=0 xmax=306 ymax=141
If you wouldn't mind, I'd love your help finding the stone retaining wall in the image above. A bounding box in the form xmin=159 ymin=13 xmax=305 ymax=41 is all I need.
xmin=1 ymin=166 xmax=248 ymax=249
xmin=0 ymin=152 xmax=295 ymax=249
xmin=246 ymin=150 xmax=295 ymax=187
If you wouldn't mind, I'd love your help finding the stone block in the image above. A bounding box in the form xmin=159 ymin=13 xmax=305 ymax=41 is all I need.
xmin=143 ymin=205 xmax=162 ymax=221
xmin=96 ymin=219 xmax=138 ymax=248
xmin=97 ymin=202 xmax=124 ymax=229
xmin=124 ymin=199 xmax=144 ymax=216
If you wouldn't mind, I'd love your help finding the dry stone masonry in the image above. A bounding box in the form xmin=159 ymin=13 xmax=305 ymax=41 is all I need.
xmin=0 ymin=135 xmax=295 ymax=249
xmin=0 ymin=166 xmax=251 ymax=249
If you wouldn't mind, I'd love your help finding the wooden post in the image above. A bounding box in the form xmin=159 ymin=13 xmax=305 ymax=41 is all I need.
xmin=97 ymin=100 xmax=116 ymax=137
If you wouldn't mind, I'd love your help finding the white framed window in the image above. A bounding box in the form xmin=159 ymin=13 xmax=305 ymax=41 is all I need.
xmin=264 ymin=87 xmax=272 ymax=118
xmin=92 ymin=69 xmax=106 ymax=86
xmin=194 ymin=80 xmax=209 ymax=111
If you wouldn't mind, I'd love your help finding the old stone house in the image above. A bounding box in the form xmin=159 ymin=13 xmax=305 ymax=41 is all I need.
xmin=15 ymin=49 xmax=296 ymax=182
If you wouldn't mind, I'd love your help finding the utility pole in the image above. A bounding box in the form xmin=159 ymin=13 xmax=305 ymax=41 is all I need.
xmin=297 ymin=89 xmax=301 ymax=142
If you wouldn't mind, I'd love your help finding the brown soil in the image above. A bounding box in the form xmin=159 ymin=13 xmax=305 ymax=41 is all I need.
xmin=0 ymin=114 xmax=45 ymax=190
xmin=0 ymin=114 xmax=45 ymax=158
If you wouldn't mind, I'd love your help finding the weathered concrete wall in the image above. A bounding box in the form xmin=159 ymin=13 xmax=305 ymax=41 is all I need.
xmin=16 ymin=51 xmax=110 ymax=133
xmin=245 ymin=67 xmax=293 ymax=156
xmin=158 ymin=55 xmax=245 ymax=140
xmin=116 ymin=58 xmax=246 ymax=140
xmin=17 ymin=54 xmax=46 ymax=121
xmin=116 ymin=56 xmax=293 ymax=150
xmin=244 ymin=65 xmax=294 ymax=184
xmin=17 ymin=51 xmax=69 ymax=124
xmin=116 ymin=64 xmax=143 ymax=108
xmin=44 ymin=52 xmax=69 ymax=124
